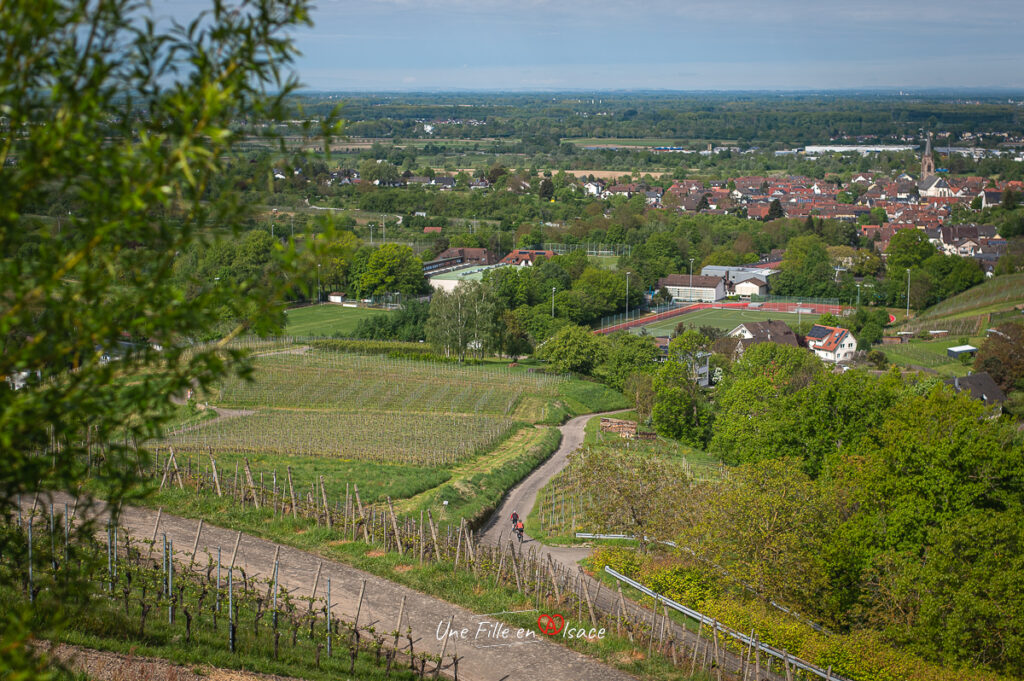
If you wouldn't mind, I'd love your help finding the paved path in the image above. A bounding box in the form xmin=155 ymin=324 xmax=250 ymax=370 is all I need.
xmin=479 ymin=412 xmax=605 ymax=567
xmin=479 ymin=413 xmax=775 ymax=681
xmin=26 ymin=492 xmax=637 ymax=681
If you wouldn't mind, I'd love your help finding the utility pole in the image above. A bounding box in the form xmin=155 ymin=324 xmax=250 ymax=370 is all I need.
xmin=689 ymin=257 xmax=695 ymax=303
xmin=906 ymin=268 xmax=911 ymax=319
xmin=551 ymin=287 xmax=556 ymax=318
xmin=317 ymin=264 xmax=321 ymax=305
xmin=625 ymin=271 xmax=631 ymax=323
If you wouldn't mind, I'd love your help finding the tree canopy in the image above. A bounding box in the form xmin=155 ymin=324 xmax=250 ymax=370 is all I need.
xmin=1 ymin=0 xmax=324 ymax=673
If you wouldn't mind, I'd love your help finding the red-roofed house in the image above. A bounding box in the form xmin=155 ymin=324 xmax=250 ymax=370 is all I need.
xmin=499 ymin=249 xmax=556 ymax=267
xmin=805 ymin=324 xmax=857 ymax=363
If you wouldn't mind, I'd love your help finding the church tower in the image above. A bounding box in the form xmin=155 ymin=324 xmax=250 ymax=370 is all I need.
xmin=921 ymin=134 xmax=935 ymax=178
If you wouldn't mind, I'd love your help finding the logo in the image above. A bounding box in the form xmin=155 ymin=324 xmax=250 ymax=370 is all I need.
xmin=536 ymin=613 xmax=564 ymax=636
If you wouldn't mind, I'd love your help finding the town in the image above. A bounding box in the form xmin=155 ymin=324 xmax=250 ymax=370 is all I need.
xmin=4 ymin=4 xmax=1024 ymax=681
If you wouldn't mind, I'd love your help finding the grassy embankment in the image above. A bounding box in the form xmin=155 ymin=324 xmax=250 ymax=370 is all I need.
xmin=881 ymin=273 xmax=1024 ymax=376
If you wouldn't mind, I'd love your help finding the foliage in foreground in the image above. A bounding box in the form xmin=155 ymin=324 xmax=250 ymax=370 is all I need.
xmin=0 ymin=0 xmax=330 ymax=675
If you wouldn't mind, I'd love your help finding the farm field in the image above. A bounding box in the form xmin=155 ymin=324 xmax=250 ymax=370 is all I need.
xmin=164 ymin=408 xmax=515 ymax=466
xmin=283 ymin=303 xmax=389 ymax=337
xmin=561 ymin=137 xmax=704 ymax=146
xmin=633 ymin=307 xmax=821 ymax=336
xmin=546 ymin=169 xmax=671 ymax=180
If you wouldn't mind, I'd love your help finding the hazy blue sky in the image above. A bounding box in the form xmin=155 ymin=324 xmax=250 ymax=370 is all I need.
xmin=162 ymin=0 xmax=1024 ymax=91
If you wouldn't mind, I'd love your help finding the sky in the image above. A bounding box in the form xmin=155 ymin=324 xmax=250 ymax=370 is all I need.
xmin=160 ymin=0 xmax=1024 ymax=91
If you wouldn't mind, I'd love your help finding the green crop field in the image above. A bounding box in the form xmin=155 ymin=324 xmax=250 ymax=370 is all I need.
xmin=283 ymin=304 xmax=389 ymax=337
xmin=165 ymin=408 xmax=514 ymax=466
xmin=633 ymin=307 xmax=820 ymax=336
xmin=562 ymin=137 xmax=738 ymax=148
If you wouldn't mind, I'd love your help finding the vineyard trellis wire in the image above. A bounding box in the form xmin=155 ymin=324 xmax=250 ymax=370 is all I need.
xmin=7 ymin=504 xmax=447 ymax=679
xmin=158 ymin=410 xmax=515 ymax=466
xmin=210 ymin=348 xmax=563 ymax=417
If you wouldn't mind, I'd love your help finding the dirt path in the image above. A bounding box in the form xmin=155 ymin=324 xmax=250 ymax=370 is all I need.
xmin=27 ymin=492 xmax=638 ymax=681
xmin=46 ymin=642 xmax=304 ymax=681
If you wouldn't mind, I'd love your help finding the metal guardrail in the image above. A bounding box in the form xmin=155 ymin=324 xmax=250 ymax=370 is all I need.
xmin=603 ymin=566 xmax=849 ymax=681
xmin=577 ymin=533 xmax=830 ymax=635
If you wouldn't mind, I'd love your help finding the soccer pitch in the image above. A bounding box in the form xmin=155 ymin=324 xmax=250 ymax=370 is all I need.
xmin=284 ymin=304 xmax=390 ymax=337
xmin=632 ymin=307 xmax=821 ymax=336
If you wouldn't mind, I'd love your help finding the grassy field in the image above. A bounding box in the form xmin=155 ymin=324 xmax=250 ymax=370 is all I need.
xmin=284 ymin=304 xmax=389 ymax=337
xmin=589 ymin=254 xmax=620 ymax=269
xmin=634 ymin=307 xmax=820 ymax=336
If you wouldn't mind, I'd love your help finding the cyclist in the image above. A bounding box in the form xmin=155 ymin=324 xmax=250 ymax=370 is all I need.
xmin=510 ymin=510 xmax=519 ymax=528
xmin=515 ymin=519 xmax=525 ymax=543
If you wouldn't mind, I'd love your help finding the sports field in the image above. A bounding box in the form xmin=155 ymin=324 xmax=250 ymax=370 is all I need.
xmin=632 ymin=307 xmax=820 ymax=336
xmin=283 ymin=304 xmax=389 ymax=337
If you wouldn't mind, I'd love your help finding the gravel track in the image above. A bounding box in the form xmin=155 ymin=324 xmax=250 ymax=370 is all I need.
xmin=25 ymin=491 xmax=638 ymax=681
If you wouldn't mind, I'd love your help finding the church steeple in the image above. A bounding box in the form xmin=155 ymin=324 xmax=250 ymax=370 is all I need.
xmin=921 ymin=133 xmax=935 ymax=178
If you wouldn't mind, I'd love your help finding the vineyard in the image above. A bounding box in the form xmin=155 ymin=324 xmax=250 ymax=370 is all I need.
xmin=162 ymin=409 xmax=516 ymax=466
xmin=4 ymin=509 xmax=434 ymax=680
xmin=212 ymin=350 xmax=563 ymax=416
xmin=913 ymin=272 xmax=1024 ymax=321
xmin=157 ymin=347 xmax=569 ymax=467
xmin=9 ymin=469 xmax=783 ymax=681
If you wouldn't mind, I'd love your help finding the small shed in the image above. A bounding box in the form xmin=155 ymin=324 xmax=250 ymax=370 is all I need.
xmin=327 ymin=292 xmax=345 ymax=303
xmin=947 ymin=345 xmax=978 ymax=359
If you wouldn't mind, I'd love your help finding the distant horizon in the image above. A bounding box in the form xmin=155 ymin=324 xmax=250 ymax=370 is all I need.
xmin=293 ymin=87 xmax=1024 ymax=96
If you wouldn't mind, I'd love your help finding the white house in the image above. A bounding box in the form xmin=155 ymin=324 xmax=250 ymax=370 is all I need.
xmin=734 ymin=277 xmax=768 ymax=298
xmin=656 ymin=274 xmax=727 ymax=303
xmin=805 ymin=324 xmax=858 ymax=363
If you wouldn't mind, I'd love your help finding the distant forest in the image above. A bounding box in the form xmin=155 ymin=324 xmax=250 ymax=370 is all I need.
xmin=293 ymin=92 xmax=1024 ymax=147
